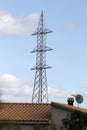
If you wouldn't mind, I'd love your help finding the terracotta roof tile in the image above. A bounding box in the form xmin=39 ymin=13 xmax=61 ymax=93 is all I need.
xmin=0 ymin=103 xmax=51 ymax=122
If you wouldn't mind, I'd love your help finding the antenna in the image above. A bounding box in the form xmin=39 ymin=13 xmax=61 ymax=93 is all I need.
xmin=75 ymin=94 xmax=83 ymax=104
xmin=72 ymin=94 xmax=84 ymax=107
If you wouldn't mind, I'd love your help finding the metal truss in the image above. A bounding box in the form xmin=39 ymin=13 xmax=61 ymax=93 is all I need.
xmin=31 ymin=11 xmax=52 ymax=103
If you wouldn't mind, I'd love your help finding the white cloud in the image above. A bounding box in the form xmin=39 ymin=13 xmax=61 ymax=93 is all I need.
xmin=0 ymin=73 xmax=86 ymax=105
xmin=59 ymin=23 xmax=77 ymax=30
xmin=0 ymin=10 xmax=39 ymax=36
xmin=66 ymin=23 xmax=77 ymax=29
xmin=0 ymin=73 xmax=74 ymax=103
xmin=48 ymin=87 xmax=73 ymax=98
xmin=0 ymin=74 xmax=33 ymax=102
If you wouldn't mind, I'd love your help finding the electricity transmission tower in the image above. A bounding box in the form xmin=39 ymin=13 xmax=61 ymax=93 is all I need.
xmin=31 ymin=11 xmax=52 ymax=103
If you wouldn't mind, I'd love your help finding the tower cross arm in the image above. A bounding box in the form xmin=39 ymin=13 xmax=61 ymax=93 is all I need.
xmin=32 ymin=29 xmax=53 ymax=36
xmin=31 ymin=46 xmax=53 ymax=53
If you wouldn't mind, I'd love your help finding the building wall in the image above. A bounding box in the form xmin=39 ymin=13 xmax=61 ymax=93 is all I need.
xmin=51 ymin=106 xmax=71 ymax=129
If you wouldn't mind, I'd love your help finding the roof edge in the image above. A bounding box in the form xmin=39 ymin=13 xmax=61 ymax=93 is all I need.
xmin=51 ymin=102 xmax=87 ymax=114
xmin=0 ymin=121 xmax=51 ymax=125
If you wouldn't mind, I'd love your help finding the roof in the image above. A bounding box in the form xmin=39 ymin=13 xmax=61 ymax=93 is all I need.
xmin=51 ymin=102 xmax=87 ymax=114
xmin=0 ymin=103 xmax=51 ymax=123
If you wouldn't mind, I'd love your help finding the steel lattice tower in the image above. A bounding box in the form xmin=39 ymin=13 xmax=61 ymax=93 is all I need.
xmin=31 ymin=11 xmax=52 ymax=103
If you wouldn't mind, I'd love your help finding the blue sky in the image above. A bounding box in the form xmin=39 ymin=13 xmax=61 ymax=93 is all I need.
xmin=0 ymin=0 xmax=87 ymax=108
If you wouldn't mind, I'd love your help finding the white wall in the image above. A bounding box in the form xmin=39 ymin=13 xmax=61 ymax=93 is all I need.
xmin=51 ymin=106 xmax=71 ymax=129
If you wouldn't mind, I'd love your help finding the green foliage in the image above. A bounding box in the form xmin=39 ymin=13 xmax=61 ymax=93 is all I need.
xmin=33 ymin=124 xmax=41 ymax=130
xmin=33 ymin=124 xmax=49 ymax=130
xmin=0 ymin=122 xmax=21 ymax=130
xmin=50 ymin=123 xmax=58 ymax=130
xmin=33 ymin=123 xmax=63 ymax=130
xmin=62 ymin=110 xmax=87 ymax=130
